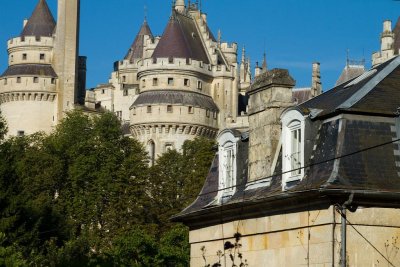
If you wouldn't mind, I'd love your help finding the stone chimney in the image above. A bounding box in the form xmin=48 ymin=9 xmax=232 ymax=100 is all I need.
xmin=311 ymin=62 xmax=322 ymax=97
xmin=247 ymin=69 xmax=295 ymax=182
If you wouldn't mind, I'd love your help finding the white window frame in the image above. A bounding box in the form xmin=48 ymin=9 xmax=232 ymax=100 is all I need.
xmin=217 ymin=131 xmax=239 ymax=200
xmin=281 ymin=110 xmax=306 ymax=187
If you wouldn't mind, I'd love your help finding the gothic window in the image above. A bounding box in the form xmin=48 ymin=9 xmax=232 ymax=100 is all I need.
xmin=282 ymin=110 xmax=305 ymax=188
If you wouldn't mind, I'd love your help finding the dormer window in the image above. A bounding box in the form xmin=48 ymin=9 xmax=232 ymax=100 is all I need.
xmin=281 ymin=110 xmax=306 ymax=188
xmin=217 ymin=130 xmax=240 ymax=202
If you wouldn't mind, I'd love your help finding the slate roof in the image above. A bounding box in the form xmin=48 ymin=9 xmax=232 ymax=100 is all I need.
xmin=152 ymin=11 xmax=210 ymax=64
xmin=21 ymin=0 xmax=56 ymax=38
xmin=173 ymin=56 xmax=400 ymax=228
xmin=394 ymin=17 xmax=400 ymax=55
xmin=124 ymin=20 xmax=153 ymax=62
xmin=299 ymin=56 xmax=400 ymax=119
xmin=335 ymin=64 xmax=365 ymax=86
xmin=292 ymin=88 xmax=312 ymax=104
xmin=131 ymin=90 xmax=219 ymax=111
xmin=1 ymin=64 xmax=57 ymax=78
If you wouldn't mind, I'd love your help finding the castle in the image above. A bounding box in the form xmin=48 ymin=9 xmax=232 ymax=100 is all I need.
xmin=0 ymin=0 xmax=321 ymax=162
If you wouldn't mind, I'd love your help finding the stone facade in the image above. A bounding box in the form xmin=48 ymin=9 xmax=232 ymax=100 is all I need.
xmin=372 ymin=19 xmax=400 ymax=67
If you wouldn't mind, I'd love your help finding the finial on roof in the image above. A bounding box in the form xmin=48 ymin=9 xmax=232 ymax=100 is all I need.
xmin=144 ymin=5 xmax=148 ymax=21
xmin=262 ymin=51 xmax=267 ymax=72
xmin=346 ymin=48 xmax=350 ymax=67
xmin=242 ymin=46 xmax=246 ymax=63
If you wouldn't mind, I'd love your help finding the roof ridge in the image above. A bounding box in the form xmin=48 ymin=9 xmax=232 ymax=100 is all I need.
xmin=338 ymin=56 xmax=400 ymax=109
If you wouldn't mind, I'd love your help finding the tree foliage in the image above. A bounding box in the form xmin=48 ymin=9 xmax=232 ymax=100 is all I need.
xmin=0 ymin=110 xmax=215 ymax=266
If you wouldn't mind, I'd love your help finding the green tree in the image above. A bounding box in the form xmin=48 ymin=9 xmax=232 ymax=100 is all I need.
xmin=0 ymin=111 xmax=7 ymax=141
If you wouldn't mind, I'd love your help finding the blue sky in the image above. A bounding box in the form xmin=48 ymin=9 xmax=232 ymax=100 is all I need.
xmin=0 ymin=0 xmax=399 ymax=90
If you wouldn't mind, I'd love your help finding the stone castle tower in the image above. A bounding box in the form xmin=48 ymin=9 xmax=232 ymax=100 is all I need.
xmin=372 ymin=18 xmax=400 ymax=67
xmin=0 ymin=0 xmax=84 ymax=136
xmin=91 ymin=0 xmax=248 ymax=161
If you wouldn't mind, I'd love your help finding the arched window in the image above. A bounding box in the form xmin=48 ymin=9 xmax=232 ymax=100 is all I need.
xmin=281 ymin=110 xmax=306 ymax=188
xmin=148 ymin=140 xmax=155 ymax=166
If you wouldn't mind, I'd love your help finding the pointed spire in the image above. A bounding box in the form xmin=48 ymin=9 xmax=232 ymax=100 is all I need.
xmin=125 ymin=20 xmax=154 ymax=62
xmin=241 ymin=46 xmax=246 ymax=64
xmin=21 ymin=0 xmax=56 ymax=38
xmin=262 ymin=51 xmax=267 ymax=72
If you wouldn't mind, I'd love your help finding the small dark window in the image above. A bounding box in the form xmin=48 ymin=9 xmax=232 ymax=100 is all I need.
xmin=142 ymin=79 xmax=146 ymax=88
xmin=51 ymin=78 xmax=56 ymax=84
xmin=213 ymin=111 xmax=217 ymax=119
xmin=188 ymin=106 xmax=194 ymax=114
xmin=10 ymin=55 xmax=14 ymax=62
xmin=22 ymin=54 xmax=27 ymax=60
xmin=147 ymin=106 xmax=152 ymax=113
xmin=206 ymin=109 xmax=210 ymax=117
xmin=167 ymin=105 xmax=173 ymax=113
xmin=40 ymin=54 xmax=45 ymax=60
xmin=33 ymin=77 xmax=39 ymax=83
xmin=122 ymin=76 xmax=126 ymax=83
xmin=17 ymin=77 xmax=21 ymax=83
xmin=3 ymin=78 xmax=7 ymax=85
xmin=184 ymin=78 xmax=190 ymax=87
xmin=17 ymin=131 xmax=25 ymax=137
xmin=153 ymin=78 xmax=158 ymax=86
xmin=123 ymin=89 xmax=128 ymax=96
xmin=168 ymin=57 xmax=173 ymax=63
xmin=197 ymin=81 xmax=202 ymax=90
xmin=168 ymin=78 xmax=174 ymax=86
xmin=133 ymin=108 xmax=136 ymax=115
xmin=102 ymin=89 xmax=105 ymax=94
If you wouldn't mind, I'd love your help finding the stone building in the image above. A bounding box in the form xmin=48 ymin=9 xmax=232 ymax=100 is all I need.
xmin=0 ymin=0 xmax=86 ymax=136
xmin=372 ymin=18 xmax=400 ymax=67
xmin=174 ymin=37 xmax=400 ymax=266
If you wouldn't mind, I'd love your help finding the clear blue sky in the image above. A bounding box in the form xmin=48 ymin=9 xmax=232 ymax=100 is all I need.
xmin=0 ymin=0 xmax=399 ymax=90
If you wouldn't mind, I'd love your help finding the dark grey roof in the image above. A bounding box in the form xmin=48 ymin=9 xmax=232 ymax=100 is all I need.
xmin=298 ymin=56 xmax=400 ymax=119
xmin=335 ymin=64 xmax=365 ymax=86
xmin=131 ymin=91 xmax=219 ymax=111
xmin=1 ymin=64 xmax=57 ymax=78
xmin=21 ymin=0 xmax=56 ymax=38
xmin=292 ymin=88 xmax=312 ymax=104
xmin=173 ymin=56 xmax=400 ymax=229
xmin=152 ymin=11 xmax=210 ymax=64
xmin=124 ymin=20 xmax=153 ymax=62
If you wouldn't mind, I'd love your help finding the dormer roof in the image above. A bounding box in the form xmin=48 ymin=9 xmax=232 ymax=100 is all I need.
xmin=152 ymin=11 xmax=210 ymax=64
xmin=124 ymin=20 xmax=153 ymax=62
xmin=21 ymin=0 xmax=56 ymax=38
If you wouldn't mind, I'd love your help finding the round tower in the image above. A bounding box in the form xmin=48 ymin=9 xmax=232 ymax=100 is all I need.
xmin=0 ymin=0 xmax=58 ymax=136
xmin=130 ymin=9 xmax=219 ymax=160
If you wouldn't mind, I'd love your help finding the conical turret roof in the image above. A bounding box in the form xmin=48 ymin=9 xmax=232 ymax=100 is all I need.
xmin=125 ymin=20 xmax=154 ymax=62
xmin=152 ymin=11 xmax=209 ymax=64
xmin=21 ymin=0 xmax=56 ymax=38
xmin=394 ymin=17 xmax=400 ymax=55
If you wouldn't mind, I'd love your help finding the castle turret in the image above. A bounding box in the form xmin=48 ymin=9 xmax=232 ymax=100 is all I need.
xmin=175 ymin=0 xmax=185 ymax=13
xmin=0 ymin=0 xmax=58 ymax=136
xmin=372 ymin=18 xmax=400 ymax=67
xmin=125 ymin=19 xmax=153 ymax=63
